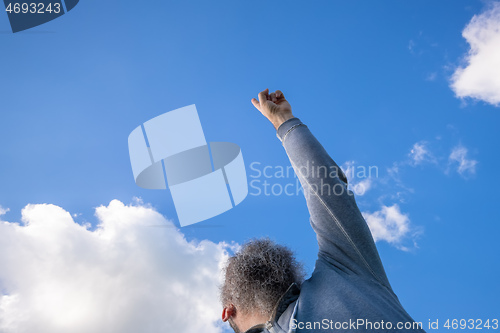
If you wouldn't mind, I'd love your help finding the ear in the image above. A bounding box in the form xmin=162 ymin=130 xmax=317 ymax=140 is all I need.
xmin=222 ymin=305 xmax=235 ymax=322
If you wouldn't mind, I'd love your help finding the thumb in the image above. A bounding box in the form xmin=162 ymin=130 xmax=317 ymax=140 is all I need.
xmin=251 ymin=98 xmax=261 ymax=111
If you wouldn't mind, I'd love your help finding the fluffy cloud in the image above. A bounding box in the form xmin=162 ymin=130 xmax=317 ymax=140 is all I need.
xmin=351 ymin=178 xmax=372 ymax=196
xmin=342 ymin=161 xmax=376 ymax=196
xmin=450 ymin=2 xmax=500 ymax=106
xmin=0 ymin=206 xmax=9 ymax=216
xmin=449 ymin=145 xmax=478 ymax=177
xmin=409 ymin=141 xmax=435 ymax=166
xmin=362 ymin=205 xmax=413 ymax=250
xmin=0 ymin=200 xmax=230 ymax=333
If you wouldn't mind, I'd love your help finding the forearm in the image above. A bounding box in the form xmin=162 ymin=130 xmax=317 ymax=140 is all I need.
xmin=276 ymin=117 xmax=348 ymax=204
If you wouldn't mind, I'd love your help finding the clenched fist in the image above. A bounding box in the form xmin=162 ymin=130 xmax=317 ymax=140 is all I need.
xmin=251 ymin=88 xmax=295 ymax=130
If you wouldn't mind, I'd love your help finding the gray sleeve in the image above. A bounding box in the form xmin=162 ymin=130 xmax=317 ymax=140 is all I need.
xmin=277 ymin=117 xmax=393 ymax=290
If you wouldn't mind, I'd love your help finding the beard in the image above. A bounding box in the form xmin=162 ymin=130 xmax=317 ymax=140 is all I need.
xmin=228 ymin=317 xmax=241 ymax=333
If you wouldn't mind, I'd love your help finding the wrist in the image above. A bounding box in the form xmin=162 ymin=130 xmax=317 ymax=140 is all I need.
xmin=272 ymin=113 xmax=295 ymax=130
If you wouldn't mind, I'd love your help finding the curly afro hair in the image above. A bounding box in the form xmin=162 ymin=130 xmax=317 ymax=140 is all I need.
xmin=220 ymin=238 xmax=305 ymax=316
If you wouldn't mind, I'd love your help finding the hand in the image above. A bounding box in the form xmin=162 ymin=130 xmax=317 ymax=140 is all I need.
xmin=251 ymin=88 xmax=294 ymax=130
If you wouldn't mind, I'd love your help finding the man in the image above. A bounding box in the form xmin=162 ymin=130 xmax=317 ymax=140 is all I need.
xmin=220 ymin=89 xmax=425 ymax=333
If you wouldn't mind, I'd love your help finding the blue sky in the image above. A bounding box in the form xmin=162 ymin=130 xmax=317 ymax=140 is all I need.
xmin=1 ymin=0 xmax=500 ymax=331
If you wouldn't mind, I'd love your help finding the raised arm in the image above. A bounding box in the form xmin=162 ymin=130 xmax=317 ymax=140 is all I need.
xmin=252 ymin=89 xmax=393 ymax=291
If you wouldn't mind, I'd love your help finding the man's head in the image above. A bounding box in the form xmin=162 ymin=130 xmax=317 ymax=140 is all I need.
xmin=220 ymin=238 xmax=305 ymax=332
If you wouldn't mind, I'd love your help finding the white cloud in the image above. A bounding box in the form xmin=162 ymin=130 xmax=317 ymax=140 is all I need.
xmin=451 ymin=2 xmax=500 ymax=106
xmin=350 ymin=178 xmax=372 ymax=196
xmin=426 ymin=72 xmax=438 ymax=82
xmin=449 ymin=145 xmax=478 ymax=177
xmin=408 ymin=141 xmax=435 ymax=166
xmin=408 ymin=39 xmax=416 ymax=53
xmin=362 ymin=205 xmax=414 ymax=249
xmin=342 ymin=161 xmax=376 ymax=196
xmin=0 ymin=200 xmax=230 ymax=333
xmin=0 ymin=206 xmax=9 ymax=216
